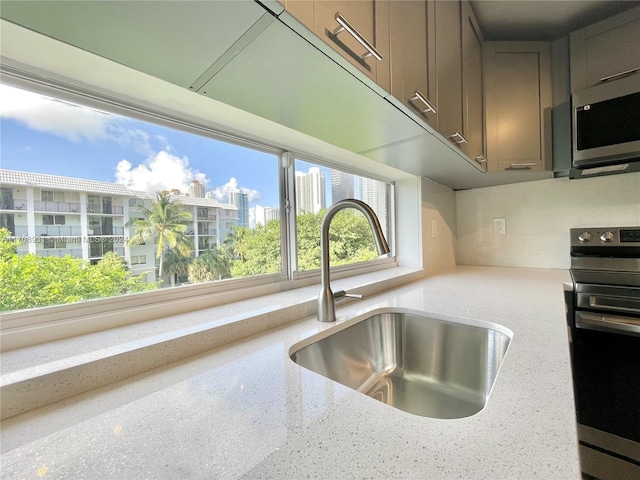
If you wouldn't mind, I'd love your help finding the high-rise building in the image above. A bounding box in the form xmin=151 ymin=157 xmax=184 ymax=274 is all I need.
xmin=354 ymin=176 xmax=387 ymax=228
xmin=295 ymin=167 xmax=325 ymax=214
xmin=330 ymin=169 xmax=355 ymax=203
xmin=255 ymin=205 xmax=280 ymax=226
xmin=229 ymin=190 xmax=249 ymax=228
xmin=189 ymin=180 xmax=205 ymax=198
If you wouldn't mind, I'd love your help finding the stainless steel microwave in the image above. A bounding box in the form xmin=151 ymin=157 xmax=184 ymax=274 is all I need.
xmin=572 ymin=73 xmax=640 ymax=169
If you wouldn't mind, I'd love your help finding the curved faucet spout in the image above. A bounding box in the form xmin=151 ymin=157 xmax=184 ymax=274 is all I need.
xmin=318 ymin=199 xmax=390 ymax=322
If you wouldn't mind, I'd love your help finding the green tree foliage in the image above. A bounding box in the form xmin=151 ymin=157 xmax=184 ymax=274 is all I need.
xmin=126 ymin=192 xmax=193 ymax=277
xmin=0 ymin=228 xmax=22 ymax=261
xmin=188 ymin=247 xmax=232 ymax=283
xmin=297 ymin=209 xmax=378 ymax=271
xmin=0 ymin=241 xmax=158 ymax=312
xmin=230 ymin=221 xmax=282 ymax=278
xmin=228 ymin=209 xmax=379 ymax=277
xmin=296 ymin=211 xmax=323 ymax=271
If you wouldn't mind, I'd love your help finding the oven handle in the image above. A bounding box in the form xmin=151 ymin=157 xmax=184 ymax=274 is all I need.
xmin=589 ymin=295 xmax=640 ymax=314
xmin=576 ymin=312 xmax=640 ymax=336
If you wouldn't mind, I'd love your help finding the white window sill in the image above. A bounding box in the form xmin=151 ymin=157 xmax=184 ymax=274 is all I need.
xmin=0 ymin=266 xmax=424 ymax=420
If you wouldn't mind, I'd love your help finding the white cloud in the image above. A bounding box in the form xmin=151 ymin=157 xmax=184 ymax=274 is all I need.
xmin=249 ymin=207 xmax=257 ymax=229
xmin=0 ymin=84 xmax=152 ymax=153
xmin=1 ymin=84 xmax=111 ymax=142
xmin=115 ymin=151 xmax=207 ymax=194
xmin=209 ymin=177 xmax=261 ymax=203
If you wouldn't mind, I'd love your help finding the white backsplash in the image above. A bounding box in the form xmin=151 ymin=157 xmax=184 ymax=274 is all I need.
xmin=455 ymin=172 xmax=640 ymax=269
xmin=421 ymin=177 xmax=457 ymax=275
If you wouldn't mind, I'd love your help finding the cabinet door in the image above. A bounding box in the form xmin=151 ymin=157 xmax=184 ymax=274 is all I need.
xmin=570 ymin=7 xmax=640 ymax=91
xmin=461 ymin=1 xmax=485 ymax=167
xmin=389 ymin=0 xmax=436 ymax=127
xmin=434 ymin=0 xmax=463 ymax=144
xmin=315 ymin=1 xmax=381 ymax=83
xmin=484 ymin=42 xmax=552 ymax=172
xmin=281 ymin=0 xmax=316 ymax=31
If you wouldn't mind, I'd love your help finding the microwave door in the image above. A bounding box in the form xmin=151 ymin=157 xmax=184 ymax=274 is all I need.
xmin=576 ymin=93 xmax=640 ymax=151
xmin=572 ymin=75 xmax=640 ymax=168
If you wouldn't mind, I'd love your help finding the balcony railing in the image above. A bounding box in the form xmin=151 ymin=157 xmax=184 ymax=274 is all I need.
xmin=40 ymin=248 xmax=83 ymax=258
xmin=34 ymin=200 xmax=82 ymax=213
xmin=86 ymin=204 xmax=124 ymax=215
xmin=35 ymin=226 xmax=83 ymax=236
xmin=197 ymin=213 xmax=217 ymax=221
xmin=0 ymin=200 xmax=27 ymax=211
xmin=88 ymin=226 xmax=125 ymax=236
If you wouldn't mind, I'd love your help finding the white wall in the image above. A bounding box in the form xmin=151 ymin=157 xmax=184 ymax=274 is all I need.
xmin=421 ymin=177 xmax=457 ymax=275
xmin=455 ymin=172 xmax=640 ymax=269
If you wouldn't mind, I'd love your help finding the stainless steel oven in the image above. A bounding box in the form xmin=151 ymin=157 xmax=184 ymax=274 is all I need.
xmin=567 ymin=226 xmax=640 ymax=480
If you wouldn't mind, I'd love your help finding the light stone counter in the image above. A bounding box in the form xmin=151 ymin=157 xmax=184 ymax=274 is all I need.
xmin=0 ymin=266 xmax=580 ymax=479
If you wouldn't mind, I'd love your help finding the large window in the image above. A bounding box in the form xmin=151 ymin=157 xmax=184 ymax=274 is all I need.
xmin=0 ymin=82 xmax=394 ymax=314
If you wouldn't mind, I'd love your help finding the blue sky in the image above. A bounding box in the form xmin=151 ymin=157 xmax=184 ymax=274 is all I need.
xmin=0 ymin=84 xmax=282 ymax=209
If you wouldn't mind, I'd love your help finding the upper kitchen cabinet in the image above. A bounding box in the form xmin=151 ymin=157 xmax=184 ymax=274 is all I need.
xmin=281 ymin=0 xmax=390 ymax=91
xmin=570 ymin=6 xmax=640 ymax=92
xmin=429 ymin=1 xmax=486 ymax=172
xmin=434 ymin=0 xmax=464 ymax=146
xmin=484 ymin=42 xmax=552 ymax=172
xmin=388 ymin=0 xmax=437 ymax=127
xmin=0 ymin=1 xmax=273 ymax=89
xmin=460 ymin=1 xmax=486 ymax=170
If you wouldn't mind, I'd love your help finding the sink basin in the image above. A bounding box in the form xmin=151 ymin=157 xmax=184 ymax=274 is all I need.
xmin=290 ymin=310 xmax=512 ymax=419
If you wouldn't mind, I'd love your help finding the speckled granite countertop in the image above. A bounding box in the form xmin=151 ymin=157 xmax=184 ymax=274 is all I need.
xmin=0 ymin=266 xmax=580 ymax=479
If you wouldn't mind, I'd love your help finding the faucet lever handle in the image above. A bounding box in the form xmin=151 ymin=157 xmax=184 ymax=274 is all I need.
xmin=334 ymin=290 xmax=364 ymax=300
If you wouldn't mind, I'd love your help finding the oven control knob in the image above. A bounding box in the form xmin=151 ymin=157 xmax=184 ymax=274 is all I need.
xmin=578 ymin=232 xmax=592 ymax=243
xmin=600 ymin=231 xmax=615 ymax=243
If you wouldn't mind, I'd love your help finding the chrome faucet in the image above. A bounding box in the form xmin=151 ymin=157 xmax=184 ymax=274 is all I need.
xmin=317 ymin=199 xmax=390 ymax=322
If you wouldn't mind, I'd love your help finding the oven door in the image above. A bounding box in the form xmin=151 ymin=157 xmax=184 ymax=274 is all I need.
xmin=571 ymin=283 xmax=640 ymax=479
xmin=575 ymin=284 xmax=640 ymax=336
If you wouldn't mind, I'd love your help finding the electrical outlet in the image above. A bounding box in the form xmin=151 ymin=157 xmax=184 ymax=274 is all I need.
xmin=494 ymin=217 xmax=507 ymax=235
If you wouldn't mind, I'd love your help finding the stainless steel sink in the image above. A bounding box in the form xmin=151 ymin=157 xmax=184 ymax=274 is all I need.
xmin=290 ymin=310 xmax=512 ymax=419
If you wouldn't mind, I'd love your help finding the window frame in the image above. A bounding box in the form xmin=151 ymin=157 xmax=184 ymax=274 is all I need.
xmin=0 ymin=67 xmax=398 ymax=335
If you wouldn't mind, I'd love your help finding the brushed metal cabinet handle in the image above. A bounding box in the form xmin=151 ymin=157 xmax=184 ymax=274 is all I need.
xmin=450 ymin=131 xmax=468 ymax=144
xmin=599 ymin=67 xmax=640 ymax=83
xmin=508 ymin=163 xmax=537 ymax=170
xmin=408 ymin=90 xmax=437 ymax=114
xmin=333 ymin=12 xmax=382 ymax=61
xmin=473 ymin=155 xmax=488 ymax=173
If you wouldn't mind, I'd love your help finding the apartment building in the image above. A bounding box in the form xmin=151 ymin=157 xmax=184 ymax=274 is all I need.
xmin=169 ymin=195 xmax=239 ymax=254
xmin=0 ymin=169 xmax=239 ymax=282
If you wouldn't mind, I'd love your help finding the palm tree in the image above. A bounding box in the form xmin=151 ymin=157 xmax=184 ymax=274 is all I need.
xmin=126 ymin=192 xmax=193 ymax=278
xmin=163 ymin=249 xmax=193 ymax=286
xmin=188 ymin=247 xmax=232 ymax=283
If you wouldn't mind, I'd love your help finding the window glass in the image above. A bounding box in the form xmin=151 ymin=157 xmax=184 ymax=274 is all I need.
xmin=0 ymin=84 xmax=281 ymax=312
xmin=294 ymin=159 xmax=390 ymax=272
